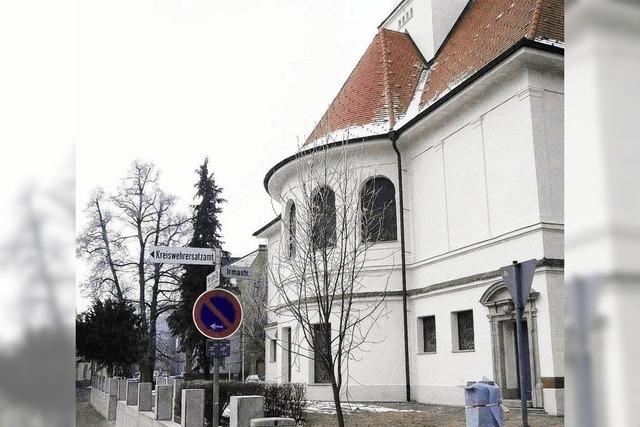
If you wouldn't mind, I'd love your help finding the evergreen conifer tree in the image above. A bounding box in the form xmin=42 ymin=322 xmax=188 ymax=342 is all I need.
xmin=168 ymin=158 xmax=226 ymax=375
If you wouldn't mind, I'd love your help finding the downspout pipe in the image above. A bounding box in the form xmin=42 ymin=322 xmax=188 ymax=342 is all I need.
xmin=390 ymin=130 xmax=411 ymax=402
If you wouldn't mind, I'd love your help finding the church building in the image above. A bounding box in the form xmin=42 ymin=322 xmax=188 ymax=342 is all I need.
xmin=254 ymin=0 xmax=564 ymax=415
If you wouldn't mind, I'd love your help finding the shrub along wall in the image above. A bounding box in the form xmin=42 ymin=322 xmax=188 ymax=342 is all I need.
xmin=174 ymin=381 xmax=307 ymax=426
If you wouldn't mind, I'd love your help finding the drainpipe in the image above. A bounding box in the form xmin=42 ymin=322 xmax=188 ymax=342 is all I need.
xmin=389 ymin=130 xmax=411 ymax=402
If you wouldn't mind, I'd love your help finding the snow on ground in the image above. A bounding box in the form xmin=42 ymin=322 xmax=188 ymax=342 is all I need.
xmin=305 ymin=401 xmax=418 ymax=415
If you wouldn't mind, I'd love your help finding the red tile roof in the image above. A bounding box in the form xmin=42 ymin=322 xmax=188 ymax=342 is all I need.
xmin=420 ymin=0 xmax=564 ymax=107
xmin=305 ymin=29 xmax=425 ymax=145
xmin=305 ymin=0 xmax=564 ymax=145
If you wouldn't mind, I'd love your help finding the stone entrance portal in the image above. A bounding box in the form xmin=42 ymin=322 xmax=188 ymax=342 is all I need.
xmin=480 ymin=282 xmax=543 ymax=407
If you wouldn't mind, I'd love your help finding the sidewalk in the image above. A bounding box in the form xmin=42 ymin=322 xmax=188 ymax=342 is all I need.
xmin=76 ymin=386 xmax=115 ymax=427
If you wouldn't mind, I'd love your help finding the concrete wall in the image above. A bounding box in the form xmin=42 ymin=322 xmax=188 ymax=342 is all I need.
xmin=89 ymin=378 xmax=118 ymax=420
xmin=91 ymin=376 xmax=203 ymax=427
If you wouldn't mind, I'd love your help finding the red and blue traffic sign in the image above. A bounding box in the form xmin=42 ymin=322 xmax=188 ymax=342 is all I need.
xmin=192 ymin=289 xmax=243 ymax=340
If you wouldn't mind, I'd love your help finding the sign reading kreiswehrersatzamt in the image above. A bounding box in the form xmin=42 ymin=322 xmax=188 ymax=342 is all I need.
xmin=148 ymin=246 xmax=217 ymax=265
xmin=192 ymin=289 xmax=243 ymax=340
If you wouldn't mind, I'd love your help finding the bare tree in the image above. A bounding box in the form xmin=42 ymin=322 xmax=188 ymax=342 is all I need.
xmin=77 ymin=189 xmax=129 ymax=302
xmin=143 ymin=192 xmax=190 ymax=380
xmin=269 ymin=139 xmax=394 ymax=427
xmin=109 ymin=161 xmax=191 ymax=382
xmin=77 ymin=161 xmax=190 ymax=381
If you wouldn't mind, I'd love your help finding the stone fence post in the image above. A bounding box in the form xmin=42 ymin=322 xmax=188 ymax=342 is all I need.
xmin=181 ymin=389 xmax=204 ymax=427
xmin=107 ymin=378 xmax=118 ymax=396
xmin=126 ymin=380 xmax=139 ymax=406
xmin=172 ymin=379 xmax=184 ymax=422
xmin=230 ymin=396 xmax=264 ymax=427
xmin=155 ymin=385 xmax=173 ymax=420
xmin=117 ymin=379 xmax=127 ymax=401
xmin=138 ymin=382 xmax=153 ymax=412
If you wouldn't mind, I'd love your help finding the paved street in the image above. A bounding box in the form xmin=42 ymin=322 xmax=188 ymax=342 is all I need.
xmin=76 ymin=386 xmax=114 ymax=427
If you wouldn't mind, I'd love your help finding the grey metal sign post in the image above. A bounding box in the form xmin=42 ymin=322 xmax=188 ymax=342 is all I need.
xmin=501 ymin=259 xmax=536 ymax=427
xmin=194 ymin=290 xmax=242 ymax=427
xmin=207 ymin=339 xmax=230 ymax=427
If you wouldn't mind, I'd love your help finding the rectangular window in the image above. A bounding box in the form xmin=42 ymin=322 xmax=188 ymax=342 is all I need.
xmin=421 ymin=316 xmax=436 ymax=353
xmin=453 ymin=310 xmax=475 ymax=351
xmin=312 ymin=323 xmax=332 ymax=384
xmin=269 ymin=338 xmax=277 ymax=362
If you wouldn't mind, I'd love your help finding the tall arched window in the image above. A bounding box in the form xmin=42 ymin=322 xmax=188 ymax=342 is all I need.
xmin=311 ymin=186 xmax=336 ymax=250
xmin=361 ymin=177 xmax=397 ymax=242
xmin=288 ymin=203 xmax=296 ymax=258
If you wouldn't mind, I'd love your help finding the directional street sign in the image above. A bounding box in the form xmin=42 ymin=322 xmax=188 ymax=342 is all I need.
xmin=192 ymin=289 xmax=243 ymax=340
xmin=148 ymin=246 xmax=217 ymax=265
xmin=501 ymin=259 xmax=537 ymax=307
xmin=206 ymin=271 xmax=220 ymax=289
xmin=206 ymin=248 xmax=222 ymax=290
xmin=206 ymin=339 xmax=231 ymax=358
xmin=221 ymin=265 xmax=252 ymax=280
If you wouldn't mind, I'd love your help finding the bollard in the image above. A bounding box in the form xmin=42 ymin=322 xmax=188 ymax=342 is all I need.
xmin=464 ymin=380 xmax=503 ymax=427
xmin=126 ymin=380 xmax=139 ymax=406
xmin=117 ymin=379 xmax=127 ymax=400
xmin=155 ymin=385 xmax=173 ymax=420
xmin=181 ymin=389 xmax=205 ymax=427
xmin=107 ymin=378 xmax=118 ymax=396
xmin=138 ymin=382 xmax=153 ymax=411
xmin=230 ymin=396 xmax=265 ymax=427
xmin=172 ymin=379 xmax=184 ymax=422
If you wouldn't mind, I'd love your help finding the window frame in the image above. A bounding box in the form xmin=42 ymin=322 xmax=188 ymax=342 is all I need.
xmin=451 ymin=309 xmax=475 ymax=352
xmin=360 ymin=176 xmax=398 ymax=243
xmin=417 ymin=315 xmax=437 ymax=354
xmin=311 ymin=323 xmax=332 ymax=384
xmin=311 ymin=186 xmax=337 ymax=250
xmin=287 ymin=202 xmax=296 ymax=258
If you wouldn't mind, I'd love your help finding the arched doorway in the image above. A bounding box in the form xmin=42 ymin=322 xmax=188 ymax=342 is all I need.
xmin=480 ymin=282 xmax=543 ymax=408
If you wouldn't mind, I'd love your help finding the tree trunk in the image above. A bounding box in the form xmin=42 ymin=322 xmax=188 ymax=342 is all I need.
xmin=146 ymin=315 xmax=157 ymax=381
xmin=331 ymin=380 xmax=345 ymax=427
xmin=185 ymin=348 xmax=193 ymax=374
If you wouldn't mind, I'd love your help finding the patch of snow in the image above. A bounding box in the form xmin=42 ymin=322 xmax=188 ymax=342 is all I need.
xmin=306 ymin=121 xmax=390 ymax=147
xmin=305 ymin=401 xmax=418 ymax=415
xmin=534 ymin=37 xmax=565 ymax=48
xmin=395 ymin=67 xmax=429 ymax=129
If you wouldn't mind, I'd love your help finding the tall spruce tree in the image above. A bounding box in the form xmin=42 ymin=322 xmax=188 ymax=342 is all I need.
xmin=168 ymin=158 xmax=225 ymax=375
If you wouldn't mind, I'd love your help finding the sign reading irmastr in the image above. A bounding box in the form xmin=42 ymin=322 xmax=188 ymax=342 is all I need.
xmin=221 ymin=265 xmax=252 ymax=280
xmin=148 ymin=246 xmax=217 ymax=265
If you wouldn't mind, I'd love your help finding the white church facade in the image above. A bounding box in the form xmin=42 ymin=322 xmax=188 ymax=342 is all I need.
xmin=254 ymin=0 xmax=564 ymax=416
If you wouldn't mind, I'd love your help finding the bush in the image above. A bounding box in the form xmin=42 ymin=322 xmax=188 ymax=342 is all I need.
xmin=174 ymin=381 xmax=307 ymax=426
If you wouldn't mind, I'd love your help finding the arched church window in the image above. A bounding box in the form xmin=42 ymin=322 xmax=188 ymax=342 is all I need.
xmin=311 ymin=186 xmax=336 ymax=250
xmin=288 ymin=203 xmax=296 ymax=258
xmin=360 ymin=177 xmax=397 ymax=242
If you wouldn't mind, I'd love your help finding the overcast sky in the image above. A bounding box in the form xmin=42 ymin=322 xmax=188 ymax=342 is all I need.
xmin=77 ymin=0 xmax=397 ymax=259
xmin=0 ymin=0 xmax=400 ymax=325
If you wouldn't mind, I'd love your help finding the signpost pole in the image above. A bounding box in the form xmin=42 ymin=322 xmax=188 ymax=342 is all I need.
xmin=212 ymin=356 xmax=219 ymax=427
xmin=512 ymin=261 xmax=529 ymax=427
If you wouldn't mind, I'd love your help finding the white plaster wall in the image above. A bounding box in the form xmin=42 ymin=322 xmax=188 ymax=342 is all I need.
xmin=408 ymin=283 xmax=494 ymax=405
xmin=430 ymin=0 xmax=468 ymax=55
xmin=381 ymin=0 xmax=467 ymax=61
xmin=382 ymin=0 xmax=434 ymax=59
xmin=261 ymin=48 xmax=564 ymax=412
xmin=266 ymin=298 xmax=407 ymax=402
